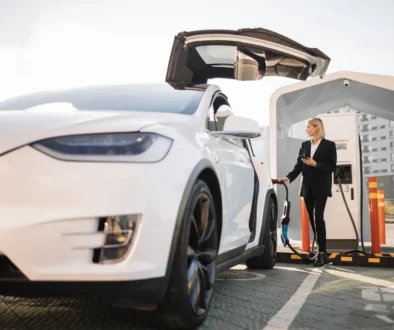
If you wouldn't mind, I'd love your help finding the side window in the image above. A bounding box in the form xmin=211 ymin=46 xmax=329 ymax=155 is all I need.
xmin=206 ymin=104 xmax=218 ymax=131
xmin=206 ymin=93 xmax=231 ymax=132
xmin=206 ymin=95 xmax=245 ymax=148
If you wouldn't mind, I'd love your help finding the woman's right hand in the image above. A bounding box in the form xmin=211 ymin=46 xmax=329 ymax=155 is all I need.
xmin=278 ymin=177 xmax=289 ymax=183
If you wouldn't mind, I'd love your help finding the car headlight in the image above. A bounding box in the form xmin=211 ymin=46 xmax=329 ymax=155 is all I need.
xmin=32 ymin=132 xmax=173 ymax=162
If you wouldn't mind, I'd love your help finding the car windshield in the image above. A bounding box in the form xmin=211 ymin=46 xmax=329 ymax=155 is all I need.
xmin=0 ymin=84 xmax=205 ymax=115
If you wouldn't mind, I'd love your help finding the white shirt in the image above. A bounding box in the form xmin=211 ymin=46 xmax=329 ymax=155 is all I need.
xmin=311 ymin=139 xmax=321 ymax=159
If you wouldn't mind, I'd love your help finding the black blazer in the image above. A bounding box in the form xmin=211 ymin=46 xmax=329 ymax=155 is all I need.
xmin=286 ymin=138 xmax=337 ymax=197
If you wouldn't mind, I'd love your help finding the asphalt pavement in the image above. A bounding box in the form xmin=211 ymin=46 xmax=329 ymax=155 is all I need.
xmin=1 ymin=263 xmax=394 ymax=330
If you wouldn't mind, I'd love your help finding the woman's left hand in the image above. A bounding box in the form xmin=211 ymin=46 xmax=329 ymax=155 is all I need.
xmin=301 ymin=157 xmax=317 ymax=167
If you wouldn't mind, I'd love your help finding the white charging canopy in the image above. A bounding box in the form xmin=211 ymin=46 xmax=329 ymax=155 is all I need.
xmin=269 ymin=71 xmax=394 ymax=240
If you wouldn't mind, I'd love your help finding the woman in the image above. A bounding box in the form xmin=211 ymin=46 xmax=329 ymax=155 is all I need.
xmin=278 ymin=117 xmax=337 ymax=267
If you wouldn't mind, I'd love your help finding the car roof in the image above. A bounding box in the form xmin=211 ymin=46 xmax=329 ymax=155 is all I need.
xmin=0 ymin=82 xmax=219 ymax=114
xmin=1 ymin=82 xmax=211 ymax=101
xmin=0 ymin=82 xmax=216 ymax=107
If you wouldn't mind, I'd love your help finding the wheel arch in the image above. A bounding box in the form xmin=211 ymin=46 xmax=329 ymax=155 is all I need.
xmin=258 ymin=189 xmax=278 ymax=246
xmin=163 ymin=159 xmax=222 ymax=291
xmin=197 ymin=168 xmax=223 ymax=245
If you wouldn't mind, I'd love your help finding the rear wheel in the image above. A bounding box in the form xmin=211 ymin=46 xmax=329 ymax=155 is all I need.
xmin=160 ymin=179 xmax=219 ymax=329
xmin=246 ymin=197 xmax=277 ymax=269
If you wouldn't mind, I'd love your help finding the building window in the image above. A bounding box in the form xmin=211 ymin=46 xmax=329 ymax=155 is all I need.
xmin=390 ymin=121 xmax=394 ymax=128
xmin=372 ymin=147 xmax=387 ymax=152
xmin=361 ymin=124 xmax=370 ymax=132
xmin=374 ymin=169 xmax=388 ymax=173
xmin=373 ymin=158 xmax=388 ymax=163
xmin=372 ymin=136 xmax=387 ymax=141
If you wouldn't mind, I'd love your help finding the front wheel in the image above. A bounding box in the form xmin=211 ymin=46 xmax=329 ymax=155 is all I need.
xmin=246 ymin=197 xmax=277 ymax=269
xmin=160 ymin=179 xmax=219 ymax=329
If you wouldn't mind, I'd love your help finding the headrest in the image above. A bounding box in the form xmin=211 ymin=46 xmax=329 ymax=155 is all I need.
xmin=216 ymin=104 xmax=234 ymax=118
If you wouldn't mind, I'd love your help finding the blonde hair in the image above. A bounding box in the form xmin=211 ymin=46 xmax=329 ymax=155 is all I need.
xmin=308 ymin=117 xmax=325 ymax=140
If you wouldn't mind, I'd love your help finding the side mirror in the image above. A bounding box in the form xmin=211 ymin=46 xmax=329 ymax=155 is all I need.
xmin=212 ymin=115 xmax=261 ymax=139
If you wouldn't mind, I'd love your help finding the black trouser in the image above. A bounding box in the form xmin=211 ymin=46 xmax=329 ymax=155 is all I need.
xmin=304 ymin=193 xmax=328 ymax=253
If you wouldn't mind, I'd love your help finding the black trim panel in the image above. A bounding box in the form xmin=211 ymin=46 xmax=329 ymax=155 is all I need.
xmin=217 ymin=244 xmax=247 ymax=264
xmin=258 ymin=189 xmax=277 ymax=246
xmin=0 ymin=277 xmax=167 ymax=304
xmin=243 ymin=139 xmax=259 ymax=243
xmin=216 ymin=246 xmax=265 ymax=273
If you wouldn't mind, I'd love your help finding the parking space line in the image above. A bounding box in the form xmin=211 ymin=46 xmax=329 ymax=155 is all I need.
xmin=325 ymin=269 xmax=394 ymax=288
xmin=375 ymin=315 xmax=394 ymax=324
xmin=262 ymin=266 xmax=324 ymax=330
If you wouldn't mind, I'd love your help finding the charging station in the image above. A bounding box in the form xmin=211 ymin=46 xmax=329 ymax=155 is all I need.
xmin=269 ymin=71 xmax=394 ymax=267
xmin=317 ymin=112 xmax=361 ymax=251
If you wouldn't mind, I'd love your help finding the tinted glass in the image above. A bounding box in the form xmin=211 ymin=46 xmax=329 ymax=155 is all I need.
xmin=196 ymin=45 xmax=235 ymax=65
xmin=0 ymin=84 xmax=204 ymax=115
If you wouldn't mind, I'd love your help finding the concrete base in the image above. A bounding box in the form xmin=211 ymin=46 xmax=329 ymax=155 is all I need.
xmin=326 ymin=239 xmax=358 ymax=252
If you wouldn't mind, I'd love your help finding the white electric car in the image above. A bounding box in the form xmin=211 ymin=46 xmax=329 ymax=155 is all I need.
xmin=0 ymin=28 xmax=329 ymax=328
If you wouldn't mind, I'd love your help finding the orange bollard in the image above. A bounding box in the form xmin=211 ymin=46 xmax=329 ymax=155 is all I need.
xmin=368 ymin=177 xmax=381 ymax=253
xmin=377 ymin=189 xmax=386 ymax=245
xmin=300 ymin=197 xmax=310 ymax=252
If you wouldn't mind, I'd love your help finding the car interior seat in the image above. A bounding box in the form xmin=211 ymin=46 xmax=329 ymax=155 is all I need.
xmin=215 ymin=104 xmax=234 ymax=131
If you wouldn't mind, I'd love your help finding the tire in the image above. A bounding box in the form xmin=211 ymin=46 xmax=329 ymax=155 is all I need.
xmin=159 ymin=179 xmax=219 ymax=329
xmin=246 ymin=197 xmax=277 ymax=269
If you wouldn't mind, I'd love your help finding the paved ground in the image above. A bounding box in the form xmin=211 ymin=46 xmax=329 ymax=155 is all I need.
xmin=1 ymin=263 xmax=394 ymax=330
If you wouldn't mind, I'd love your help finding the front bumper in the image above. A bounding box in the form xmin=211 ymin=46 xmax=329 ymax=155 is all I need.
xmin=0 ymin=255 xmax=166 ymax=304
xmin=0 ymin=145 xmax=194 ymax=283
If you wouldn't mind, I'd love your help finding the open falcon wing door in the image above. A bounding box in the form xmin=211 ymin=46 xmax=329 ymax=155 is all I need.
xmin=166 ymin=28 xmax=330 ymax=84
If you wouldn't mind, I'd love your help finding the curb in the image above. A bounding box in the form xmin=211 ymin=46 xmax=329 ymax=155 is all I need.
xmin=277 ymin=252 xmax=394 ymax=268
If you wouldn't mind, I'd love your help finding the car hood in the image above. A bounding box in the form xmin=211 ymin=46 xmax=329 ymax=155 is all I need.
xmin=0 ymin=109 xmax=193 ymax=155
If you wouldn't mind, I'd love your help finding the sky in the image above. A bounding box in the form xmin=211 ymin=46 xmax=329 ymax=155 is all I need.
xmin=0 ymin=0 xmax=393 ymax=125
